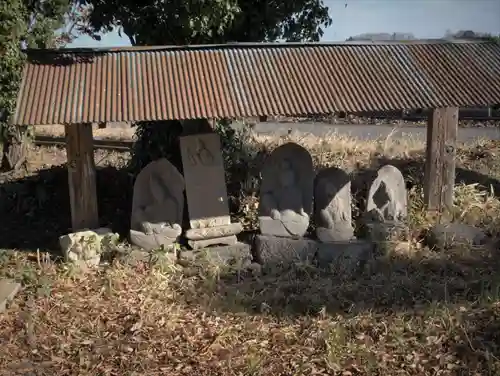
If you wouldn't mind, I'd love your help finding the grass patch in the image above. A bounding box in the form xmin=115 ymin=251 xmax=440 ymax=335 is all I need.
xmin=2 ymin=129 xmax=500 ymax=375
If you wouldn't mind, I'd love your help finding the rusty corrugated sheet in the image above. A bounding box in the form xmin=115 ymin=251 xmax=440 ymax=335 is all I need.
xmin=11 ymin=41 xmax=500 ymax=125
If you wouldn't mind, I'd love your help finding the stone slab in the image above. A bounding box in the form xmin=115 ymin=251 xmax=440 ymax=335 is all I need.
xmin=0 ymin=279 xmax=21 ymax=313
xmin=188 ymin=235 xmax=238 ymax=250
xmin=426 ymin=223 xmax=487 ymax=250
xmin=253 ymin=235 xmax=373 ymax=272
xmin=180 ymin=242 xmax=252 ymax=267
xmin=185 ymin=222 xmax=242 ymax=241
xmin=253 ymin=235 xmax=315 ymax=265
xmin=180 ymin=133 xmax=231 ymax=229
xmin=314 ymin=240 xmax=374 ymax=272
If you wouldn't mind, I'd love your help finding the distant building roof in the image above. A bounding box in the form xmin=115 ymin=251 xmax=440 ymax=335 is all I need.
xmin=11 ymin=40 xmax=500 ymax=125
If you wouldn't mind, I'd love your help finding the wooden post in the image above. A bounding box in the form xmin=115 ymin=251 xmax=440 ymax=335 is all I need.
xmin=65 ymin=123 xmax=99 ymax=231
xmin=423 ymin=107 xmax=458 ymax=211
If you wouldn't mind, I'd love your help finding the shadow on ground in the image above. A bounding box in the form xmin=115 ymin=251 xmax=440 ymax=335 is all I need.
xmin=0 ymin=164 xmax=132 ymax=252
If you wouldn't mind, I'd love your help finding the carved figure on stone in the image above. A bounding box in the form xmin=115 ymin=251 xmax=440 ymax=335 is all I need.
xmin=365 ymin=165 xmax=407 ymax=222
xmin=314 ymin=167 xmax=354 ymax=242
xmin=130 ymin=158 xmax=185 ymax=250
xmin=259 ymin=143 xmax=314 ymax=238
xmin=364 ymin=165 xmax=408 ymax=241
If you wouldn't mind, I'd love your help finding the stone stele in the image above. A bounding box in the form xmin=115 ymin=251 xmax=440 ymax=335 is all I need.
xmin=259 ymin=142 xmax=314 ymax=238
xmin=130 ymin=158 xmax=185 ymax=251
xmin=180 ymin=133 xmax=242 ymax=249
xmin=364 ymin=164 xmax=408 ymax=241
xmin=314 ymin=167 xmax=354 ymax=242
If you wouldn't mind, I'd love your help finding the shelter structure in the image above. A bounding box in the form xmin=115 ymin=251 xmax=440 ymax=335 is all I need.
xmin=10 ymin=40 xmax=500 ymax=230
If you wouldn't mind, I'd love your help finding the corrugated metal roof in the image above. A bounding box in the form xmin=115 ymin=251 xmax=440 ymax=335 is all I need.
xmin=11 ymin=40 xmax=500 ymax=125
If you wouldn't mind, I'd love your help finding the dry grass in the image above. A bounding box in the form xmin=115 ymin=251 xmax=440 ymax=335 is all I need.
xmin=2 ymin=130 xmax=500 ymax=375
xmin=35 ymin=124 xmax=136 ymax=141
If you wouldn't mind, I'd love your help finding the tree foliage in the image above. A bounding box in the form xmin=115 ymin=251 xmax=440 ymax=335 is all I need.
xmin=78 ymin=0 xmax=332 ymax=45
xmin=0 ymin=0 xmax=81 ymax=169
xmin=78 ymin=0 xmax=332 ymax=176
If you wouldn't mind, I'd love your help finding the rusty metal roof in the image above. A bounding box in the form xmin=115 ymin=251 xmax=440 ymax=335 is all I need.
xmin=11 ymin=40 xmax=500 ymax=125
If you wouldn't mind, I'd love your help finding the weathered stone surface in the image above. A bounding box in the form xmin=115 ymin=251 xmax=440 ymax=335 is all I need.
xmin=314 ymin=167 xmax=354 ymax=242
xmin=185 ymin=223 xmax=243 ymax=240
xmin=259 ymin=142 xmax=314 ymax=238
xmin=60 ymin=230 xmax=101 ymax=267
xmin=253 ymin=235 xmax=314 ymax=265
xmin=130 ymin=158 xmax=185 ymax=250
xmin=188 ymin=235 xmax=238 ymax=250
xmin=180 ymin=242 xmax=251 ymax=267
xmin=180 ymin=133 xmax=231 ymax=229
xmin=315 ymin=240 xmax=373 ymax=273
xmin=364 ymin=165 xmax=408 ymax=241
xmin=426 ymin=223 xmax=487 ymax=250
xmin=365 ymin=221 xmax=410 ymax=242
xmin=60 ymin=228 xmax=120 ymax=268
xmin=253 ymin=235 xmax=372 ymax=273
xmin=0 ymin=279 xmax=21 ymax=313
xmin=365 ymin=165 xmax=407 ymax=222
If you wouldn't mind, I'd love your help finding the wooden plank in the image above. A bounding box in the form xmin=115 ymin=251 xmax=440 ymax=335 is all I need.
xmin=65 ymin=123 xmax=99 ymax=230
xmin=423 ymin=107 xmax=458 ymax=211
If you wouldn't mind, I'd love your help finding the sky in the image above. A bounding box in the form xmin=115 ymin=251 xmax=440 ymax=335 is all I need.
xmin=68 ymin=0 xmax=500 ymax=48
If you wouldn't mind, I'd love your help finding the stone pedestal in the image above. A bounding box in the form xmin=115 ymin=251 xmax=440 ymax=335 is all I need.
xmin=253 ymin=235 xmax=373 ymax=273
xmin=179 ymin=242 xmax=252 ymax=268
xmin=365 ymin=220 xmax=409 ymax=242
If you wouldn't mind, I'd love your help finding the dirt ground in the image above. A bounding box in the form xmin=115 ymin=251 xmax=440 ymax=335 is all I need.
xmin=1 ymin=132 xmax=500 ymax=375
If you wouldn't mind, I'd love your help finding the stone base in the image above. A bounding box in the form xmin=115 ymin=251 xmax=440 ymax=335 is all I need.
xmin=316 ymin=226 xmax=355 ymax=242
xmin=188 ymin=235 xmax=238 ymax=250
xmin=185 ymin=222 xmax=242 ymax=241
xmin=179 ymin=242 xmax=252 ymax=268
xmin=258 ymin=217 xmax=308 ymax=238
xmin=129 ymin=229 xmax=179 ymax=251
xmin=364 ymin=221 xmax=409 ymax=242
xmin=426 ymin=223 xmax=487 ymax=250
xmin=253 ymin=235 xmax=373 ymax=272
xmin=0 ymin=279 xmax=21 ymax=313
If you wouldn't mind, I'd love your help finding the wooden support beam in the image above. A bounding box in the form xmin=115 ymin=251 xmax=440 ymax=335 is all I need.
xmin=423 ymin=107 xmax=458 ymax=211
xmin=65 ymin=123 xmax=99 ymax=231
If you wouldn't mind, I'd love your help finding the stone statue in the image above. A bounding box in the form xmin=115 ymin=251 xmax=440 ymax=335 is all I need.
xmin=259 ymin=143 xmax=313 ymax=238
xmin=364 ymin=164 xmax=408 ymax=241
xmin=314 ymin=167 xmax=354 ymax=242
xmin=130 ymin=158 xmax=185 ymax=251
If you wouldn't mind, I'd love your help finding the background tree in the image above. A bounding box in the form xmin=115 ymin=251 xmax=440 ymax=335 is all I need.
xmin=77 ymin=0 xmax=332 ymax=174
xmin=78 ymin=0 xmax=331 ymax=45
xmin=0 ymin=0 xmax=83 ymax=170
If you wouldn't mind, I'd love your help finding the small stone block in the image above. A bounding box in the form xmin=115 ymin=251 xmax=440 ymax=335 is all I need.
xmin=426 ymin=223 xmax=487 ymax=250
xmin=314 ymin=240 xmax=373 ymax=273
xmin=0 ymin=279 xmax=21 ymax=313
xmin=253 ymin=235 xmax=317 ymax=265
xmin=188 ymin=235 xmax=238 ymax=250
xmin=180 ymin=242 xmax=251 ymax=267
xmin=365 ymin=221 xmax=409 ymax=242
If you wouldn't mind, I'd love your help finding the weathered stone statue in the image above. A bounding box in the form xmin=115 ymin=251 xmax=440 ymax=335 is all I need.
xmin=130 ymin=158 xmax=185 ymax=251
xmin=259 ymin=142 xmax=314 ymax=238
xmin=364 ymin=164 xmax=408 ymax=241
xmin=314 ymin=167 xmax=354 ymax=242
xmin=180 ymin=132 xmax=243 ymax=249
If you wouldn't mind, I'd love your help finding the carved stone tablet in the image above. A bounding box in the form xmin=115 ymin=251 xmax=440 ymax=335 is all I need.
xmin=314 ymin=167 xmax=354 ymax=242
xmin=258 ymin=142 xmax=314 ymax=238
xmin=180 ymin=133 xmax=231 ymax=229
xmin=130 ymin=158 xmax=185 ymax=250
